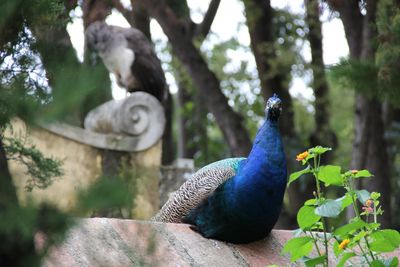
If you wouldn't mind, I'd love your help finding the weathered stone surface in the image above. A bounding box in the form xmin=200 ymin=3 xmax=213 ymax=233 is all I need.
xmin=40 ymin=218 xmax=301 ymax=267
xmin=40 ymin=218 xmax=400 ymax=266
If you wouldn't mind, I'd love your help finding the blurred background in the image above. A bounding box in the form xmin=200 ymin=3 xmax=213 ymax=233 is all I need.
xmin=1 ymin=0 xmax=400 ymax=264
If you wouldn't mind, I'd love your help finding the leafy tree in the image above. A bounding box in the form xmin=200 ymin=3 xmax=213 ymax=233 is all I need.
xmin=0 ymin=0 xmax=133 ymax=265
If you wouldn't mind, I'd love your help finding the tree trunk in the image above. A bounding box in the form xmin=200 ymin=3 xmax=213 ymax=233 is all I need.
xmin=364 ymin=100 xmax=391 ymax=226
xmin=166 ymin=0 xmax=209 ymax=162
xmin=177 ymin=80 xmax=196 ymax=158
xmin=305 ymin=0 xmax=337 ymax=151
xmin=242 ymin=0 xmax=295 ymax=138
xmin=130 ymin=1 xmax=151 ymax=40
xmin=331 ymin=0 xmax=392 ymax=227
xmin=138 ymin=0 xmax=252 ymax=156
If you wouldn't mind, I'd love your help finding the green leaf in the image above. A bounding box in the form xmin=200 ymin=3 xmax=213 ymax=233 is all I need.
xmin=387 ymin=257 xmax=399 ymax=267
xmin=304 ymin=198 xmax=317 ymax=206
xmin=340 ymin=193 xmax=353 ymax=210
xmin=318 ymin=165 xmax=343 ymax=186
xmin=333 ymin=240 xmax=341 ymax=257
xmin=308 ymin=146 xmax=332 ymax=155
xmin=297 ymin=206 xmax=320 ymax=230
xmin=305 ymin=153 xmax=316 ymax=162
xmin=334 ymin=219 xmax=367 ymax=238
xmin=367 ymin=222 xmax=381 ymax=230
xmin=315 ymin=199 xmax=342 ymax=218
xmin=378 ymin=257 xmax=400 ymax=267
xmin=370 ymin=229 xmax=400 ymax=252
xmin=352 ymin=230 xmax=367 ymax=243
xmin=371 ymin=192 xmax=381 ymax=200
xmin=356 ymin=190 xmax=371 ymax=204
xmin=337 ymin=252 xmax=356 ymax=267
xmin=304 ymin=255 xmax=326 ymax=267
xmin=288 ymin=166 xmax=311 ymax=186
xmin=371 ymin=260 xmax=387 ymax=267
xmin=282 ymin=236 xmax=314 ymax=262
xmin=354 ymin=169 xmax=373 ymax=178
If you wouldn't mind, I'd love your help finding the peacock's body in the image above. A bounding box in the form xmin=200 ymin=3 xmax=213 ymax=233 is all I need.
xmin=153 ymin=94 xmax=287 ymax=244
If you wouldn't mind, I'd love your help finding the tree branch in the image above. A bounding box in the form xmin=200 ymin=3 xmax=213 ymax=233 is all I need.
xmin=193 ymin=0 xmax=221 ymax=38
xmin=111 ymin=0 xmax=136 ymax=27
xmin=327 ymin=0 xmax=363 ymax=58
xmin=130 ymin=0 xmax=151 ymax=40
xmin=137 ymin=0 xmax=252 ymax=156
xmin=305 ymin=0 xmax=336 ymax=149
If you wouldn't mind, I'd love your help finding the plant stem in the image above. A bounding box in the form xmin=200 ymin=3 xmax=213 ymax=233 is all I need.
xmin=364 ymin=237 xmax=376 ymax=261
xmin=347 ymin=176 xmax=360 ymax=218
xmin=313 ymin=155 xmax=328 ymax=266
xmin=321 ymin=218 xmax=329 ymax=267
xmin=313 ymin=157 xmax=322 ymax=198
xmin=351 ymin=193 xmax=360 ymax=218
xmin=357 ymin=242 xmax=372 ymax=266
xmin=309 ymin=231 xmax=322 ymax=256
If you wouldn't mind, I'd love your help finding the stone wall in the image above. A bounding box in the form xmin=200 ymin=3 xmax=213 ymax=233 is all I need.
xmin=6 ymin=118 xmax=161 ymax=219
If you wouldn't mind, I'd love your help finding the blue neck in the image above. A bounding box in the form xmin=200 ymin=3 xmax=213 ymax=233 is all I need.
xmin=234 ymin=118 xmax=286 ymax=190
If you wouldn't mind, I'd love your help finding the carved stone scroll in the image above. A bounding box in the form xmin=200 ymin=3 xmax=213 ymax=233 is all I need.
xmin=41 ymin=92 xmax=165 ymax=152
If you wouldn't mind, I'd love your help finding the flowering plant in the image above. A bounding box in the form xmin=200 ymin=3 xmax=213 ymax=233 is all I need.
xmin=282 ymin=146 xmax=400 ymax=267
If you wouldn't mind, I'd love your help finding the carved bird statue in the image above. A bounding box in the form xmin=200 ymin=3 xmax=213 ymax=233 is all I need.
xmin=85 ymin=21 xmax=166 ymax=102
xmin=153 ymin=94 xmax=287 ymax=244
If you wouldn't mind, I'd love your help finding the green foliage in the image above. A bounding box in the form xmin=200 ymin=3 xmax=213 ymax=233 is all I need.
xmin=317 ymin=165 xmax=342 ymax=186
xmin=329 ymin=1 xmax=400 ymax=107
xmin=376 ymin=0 xmax=400 ymax=105
xmin=330 ymin=59 xmax=378 ymax=98
xmin=3 ymin=135 xmax=63 ymax=191
xmin=76 ymin=176 xmax=133 ymax=216
xmin=292 ymin=97 xmax=315 ymax=145
xmin=369 ymin=230 xmax=400 ymax=253
xmin=0 ymin=203 xmax=72 ymax=266
xmin=0 ymin=0 xmax=132 ymax=265
xmin=282 ymin=236 xmax=314 ymax=261
xmin=326 ymin=71 xmax=354 ymax=167
xmin=283 ymin=146 xmax=400 ymax=266
xmin=297 ymin=206 xmax=320 ymax=230
xmin=206 ymin=36 xmax=263 ymax=133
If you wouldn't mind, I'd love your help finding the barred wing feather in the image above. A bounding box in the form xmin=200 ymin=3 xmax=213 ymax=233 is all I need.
xmin=153 ymin=158 xmax=245 ymax=223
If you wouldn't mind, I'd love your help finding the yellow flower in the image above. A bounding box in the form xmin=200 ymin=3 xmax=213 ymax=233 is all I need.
xmin=296 ymin=151 xmax=309 ymax=161
xmin=339 ymin=239 xmax=350 ymax=250
xmin=351 ymin=170 xmax=358 ymax=174
xmin=365 ymin=199 xmax=373 ymax=207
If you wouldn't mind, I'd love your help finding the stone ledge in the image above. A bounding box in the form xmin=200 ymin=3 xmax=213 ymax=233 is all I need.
xmin=39 ymin=218 xmax=400 ymax=267
xmin=40 ymin=218 xmax=299 ymax=267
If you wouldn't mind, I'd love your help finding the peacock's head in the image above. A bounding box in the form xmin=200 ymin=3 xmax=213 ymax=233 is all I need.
xmin=265 ymin=94 xmax=282 ymax=121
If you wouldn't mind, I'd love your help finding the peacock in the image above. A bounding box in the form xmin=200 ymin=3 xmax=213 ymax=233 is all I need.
xmin=153 ymin=94 xmax=287 ymax=244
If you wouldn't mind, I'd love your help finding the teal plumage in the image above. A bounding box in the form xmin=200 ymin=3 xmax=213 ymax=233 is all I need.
xmin=153 ymin=94 xmax=287 ymax=244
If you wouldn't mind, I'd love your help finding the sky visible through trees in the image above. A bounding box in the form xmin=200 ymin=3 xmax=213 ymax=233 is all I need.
xmin=66 ymin=0 xmax=349 ymax=100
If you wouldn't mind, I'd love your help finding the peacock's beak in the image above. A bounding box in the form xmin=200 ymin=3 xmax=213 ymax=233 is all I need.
xmin=265 ymin=95 xmax=282 ymax=119
xmin=270 ymin=99 xmax=281 ymax=110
